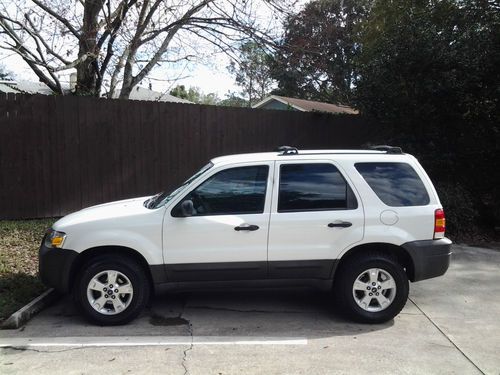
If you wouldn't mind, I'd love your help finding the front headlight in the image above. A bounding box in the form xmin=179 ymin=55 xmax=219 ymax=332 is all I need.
xmin=44 ymin=229 xmax=67 ymax=248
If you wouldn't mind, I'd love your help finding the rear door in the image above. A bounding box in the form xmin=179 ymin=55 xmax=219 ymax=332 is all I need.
xmin=267 ymin=160 xmax=364 ymax=279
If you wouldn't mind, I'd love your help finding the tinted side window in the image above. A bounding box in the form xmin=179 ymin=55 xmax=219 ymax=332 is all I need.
xmin=355 ymin=162 xmax=430 ymax=206
xmin=176 ymin=165 xmax=269 ymax=216
xmin=278 ymin=163 xmax=357 ymax=212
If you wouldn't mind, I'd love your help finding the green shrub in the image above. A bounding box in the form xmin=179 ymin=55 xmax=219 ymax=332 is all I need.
xmin=434 ymin=182 xmax=480 ymax=241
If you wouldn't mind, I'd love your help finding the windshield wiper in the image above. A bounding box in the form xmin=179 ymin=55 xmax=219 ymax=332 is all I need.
xmin=144 ymin=193 xmax=161 ymax=209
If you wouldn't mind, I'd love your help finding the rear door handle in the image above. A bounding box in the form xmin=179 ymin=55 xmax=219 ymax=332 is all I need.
xmin=234 ymin=224 xmax=259 ymax=231
xmin=328 ymin=221 xmax=352 ymax=228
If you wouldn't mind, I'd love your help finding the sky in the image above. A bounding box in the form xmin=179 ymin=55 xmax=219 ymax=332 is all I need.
xmin=0 ymin=1 xmax=306 ymax=99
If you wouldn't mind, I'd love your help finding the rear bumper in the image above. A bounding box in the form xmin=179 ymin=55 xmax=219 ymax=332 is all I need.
xmin=39 ymin=241 xmax=78 ymax=293
xmin=402 ymin=238 xmax=452 ymax=282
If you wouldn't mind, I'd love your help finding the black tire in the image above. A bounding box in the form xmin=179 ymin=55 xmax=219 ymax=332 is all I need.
xmin=74 ymin=254 xmax=150 ymax=325
xmin=335 ymin=252 xmax=409 ymax=324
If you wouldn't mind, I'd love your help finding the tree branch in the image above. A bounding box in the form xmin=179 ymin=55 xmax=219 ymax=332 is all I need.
xmin=31 ymin=0 xmax=80 ymax=38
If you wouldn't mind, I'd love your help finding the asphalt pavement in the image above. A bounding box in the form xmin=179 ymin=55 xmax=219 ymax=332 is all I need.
xmin=1 ymin=245 xmax=499 ymax=375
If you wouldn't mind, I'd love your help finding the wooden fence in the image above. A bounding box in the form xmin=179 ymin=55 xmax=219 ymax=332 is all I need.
xmin=0 ymin=94 xmax=374 ymax=219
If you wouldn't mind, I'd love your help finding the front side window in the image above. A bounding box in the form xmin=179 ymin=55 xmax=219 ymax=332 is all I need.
xmin=278 ymin=163 xmax=357 ymax=212
xmin=174 ymin=165 xmax=269 ymax=216
xmin=355 ymin=162 xmax=430 ymax=207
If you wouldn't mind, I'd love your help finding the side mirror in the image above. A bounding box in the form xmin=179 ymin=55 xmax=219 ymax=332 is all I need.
xmin=180 ymin=200 xmax=195 ymax=217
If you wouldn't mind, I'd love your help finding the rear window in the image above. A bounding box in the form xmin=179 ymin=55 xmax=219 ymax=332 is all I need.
xmin=355 ymin=162 xmax=430 ymax=206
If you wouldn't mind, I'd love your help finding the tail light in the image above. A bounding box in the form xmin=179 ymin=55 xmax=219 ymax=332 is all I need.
xmin=434 ymin=209 xmax=446 ymax=239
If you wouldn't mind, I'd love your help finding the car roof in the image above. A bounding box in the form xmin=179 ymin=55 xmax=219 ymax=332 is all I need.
xmin=210 ymin=149 xmax=411 ymax=165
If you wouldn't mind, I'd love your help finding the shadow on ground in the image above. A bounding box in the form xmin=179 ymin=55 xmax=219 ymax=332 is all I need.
xmin=4 ymin=288 xmax=398 ymax=339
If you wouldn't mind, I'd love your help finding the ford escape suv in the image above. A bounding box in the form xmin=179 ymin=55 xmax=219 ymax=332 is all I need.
xmin=39 ymin=146 xmax=451 ymax=325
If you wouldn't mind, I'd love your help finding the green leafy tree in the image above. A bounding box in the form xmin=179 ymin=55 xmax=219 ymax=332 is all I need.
xmin=354 ymin=0 xmax=500 ymax=235
xmin=355 ymin=0 xmax=500 ymax=147
xmin=170 ymin=85 xmax=219 ymax=105
xmin=228 ymin=41 xmax=274 ymax=106
xmin=218 ymin=91 xmax=248 ymax=107
xmin=269 ymin=0 xmax=370 ymax=104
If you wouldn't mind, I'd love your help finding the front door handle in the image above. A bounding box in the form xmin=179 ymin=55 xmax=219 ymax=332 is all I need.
xmin=328 ymin=221 xmax=352 ymax=228
xmin=234 ymin=224 xmax=260 ymax=231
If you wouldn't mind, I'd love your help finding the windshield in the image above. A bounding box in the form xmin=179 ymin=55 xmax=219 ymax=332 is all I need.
xmin=145 ymin=162 xmax=214 ymax=209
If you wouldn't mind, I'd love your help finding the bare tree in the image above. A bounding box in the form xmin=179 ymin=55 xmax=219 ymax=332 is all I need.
xmin=0 ymin=0 xmax=291 ymax=98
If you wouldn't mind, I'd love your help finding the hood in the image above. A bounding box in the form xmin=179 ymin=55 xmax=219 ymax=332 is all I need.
xmin=53 ymin=196 xmax=153 ymax=230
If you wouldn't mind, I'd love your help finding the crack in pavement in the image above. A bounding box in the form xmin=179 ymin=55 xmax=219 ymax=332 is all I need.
xmin=408 ymin=297 xmax=485 ymax=375
xmin=1 ymin=346 xmax=87 ymax=354
xmin=180 ymin=298 xmax=194 ymax=375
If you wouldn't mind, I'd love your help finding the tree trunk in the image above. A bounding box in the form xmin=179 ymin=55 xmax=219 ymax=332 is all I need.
xmin=76 ymin=0 xmax=104 ymax=96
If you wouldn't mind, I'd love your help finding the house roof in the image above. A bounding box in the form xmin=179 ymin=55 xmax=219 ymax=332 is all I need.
xmin=112 ymin=86 xmax=193 ymax=103
xmin=252 ymin=95 xmax=358 ymax=114
xmin=0 ymin=80 xmax=193 ymax=104
xmin=0 ymin=81 xmax=22 ymax=94
xmin=0 ymin=80 xmax=70 ymax=95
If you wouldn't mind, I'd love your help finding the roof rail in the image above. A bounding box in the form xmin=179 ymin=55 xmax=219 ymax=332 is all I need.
xmin=275 ymin=145 xmax=299 ymax=155
xmin=368 ymin=145 xmax=403 ymax=154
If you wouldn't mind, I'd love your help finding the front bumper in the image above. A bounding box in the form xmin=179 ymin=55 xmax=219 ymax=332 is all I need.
xmin=402 ymin=238 xmax=452 ymax=282
xmin=39 ymin=240 xmax=78 ymax=293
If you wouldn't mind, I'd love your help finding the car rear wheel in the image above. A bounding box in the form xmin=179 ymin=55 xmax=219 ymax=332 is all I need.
xmin=335 ymin=252 xmax=408 ymax=324
xmin=75 ymin=255 xmax=150 ymax=325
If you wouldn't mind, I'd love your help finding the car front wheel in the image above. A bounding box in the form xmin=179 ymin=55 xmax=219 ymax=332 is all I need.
xmin=74 ymin=255 xmax=150 ymax=325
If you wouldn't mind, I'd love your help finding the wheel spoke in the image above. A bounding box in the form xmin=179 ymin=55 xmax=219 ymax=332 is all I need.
xmin=353 ymin=280 xmax=369 ymax=291
xmin=112 ymin=297 xmax=126 ymax=312
xmin=88 ymin=279 xmax=106 ymax=292
xmin=93 ymin=295 xmax=107 ymax=310
xmin=375 ymin=294 xmax=391 ymax=307
xmin=369 ymin=269 xmax=379 ymax=284
xmin=380 ymin=278 xmax=396 ymax=291
xmin=360 ymin=294 xmax=373 ymax=308
xmin=107 ymin=271 xmax=118 ymax=285
xmin=117 ymin=283 xmax=133 ymax=294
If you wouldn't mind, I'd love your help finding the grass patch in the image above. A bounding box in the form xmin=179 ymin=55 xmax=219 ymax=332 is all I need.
xmin=0 ymin=219 xmax=55 ymax=322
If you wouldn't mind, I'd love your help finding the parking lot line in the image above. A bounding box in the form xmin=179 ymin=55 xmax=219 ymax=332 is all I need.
xmin=0 ymin=336 xmax=308 ymax=348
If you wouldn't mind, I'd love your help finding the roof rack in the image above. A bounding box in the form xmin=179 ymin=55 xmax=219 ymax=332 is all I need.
xmin=368 ymin=145 xmax=403 ymax=154
xmin=273 ymin=145 xmax=403 ymax=156
xmin=275 ymin=145 xmax=299 ymax=155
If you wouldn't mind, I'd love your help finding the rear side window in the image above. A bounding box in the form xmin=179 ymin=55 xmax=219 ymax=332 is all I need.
xmin=278 ymin=163 xmax=358 ymax=212
xmin=355 ymin=162 xmax=430 ymax=206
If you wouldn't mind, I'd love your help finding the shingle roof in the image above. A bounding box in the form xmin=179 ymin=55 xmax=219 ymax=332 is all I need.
xmin=253 ymin=95 xmax=358 ymax=114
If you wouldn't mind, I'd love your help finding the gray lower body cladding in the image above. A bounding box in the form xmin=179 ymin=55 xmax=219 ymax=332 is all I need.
xmin=402 ymin=238 xmax=452 ymax=282
xmin=39 ymin=239 xmax=451 ymax=293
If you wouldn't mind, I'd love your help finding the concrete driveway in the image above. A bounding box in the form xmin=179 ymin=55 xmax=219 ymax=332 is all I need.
xmin=1 ymin=245 xmax=499 ymax=374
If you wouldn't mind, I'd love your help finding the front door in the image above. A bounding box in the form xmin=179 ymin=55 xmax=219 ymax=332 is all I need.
xmin=268 ymin=161 xmax=364 ymax=279
xmin=162 ymin=162 xmax=274 ymax=281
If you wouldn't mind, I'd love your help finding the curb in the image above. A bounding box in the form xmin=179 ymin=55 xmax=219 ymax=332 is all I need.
xmin=1 ymin=288 xmax=59 ymax=330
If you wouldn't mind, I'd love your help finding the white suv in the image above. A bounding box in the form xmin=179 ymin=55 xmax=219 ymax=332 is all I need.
xmin=39 ymin=146 xmax=451 ymax=325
